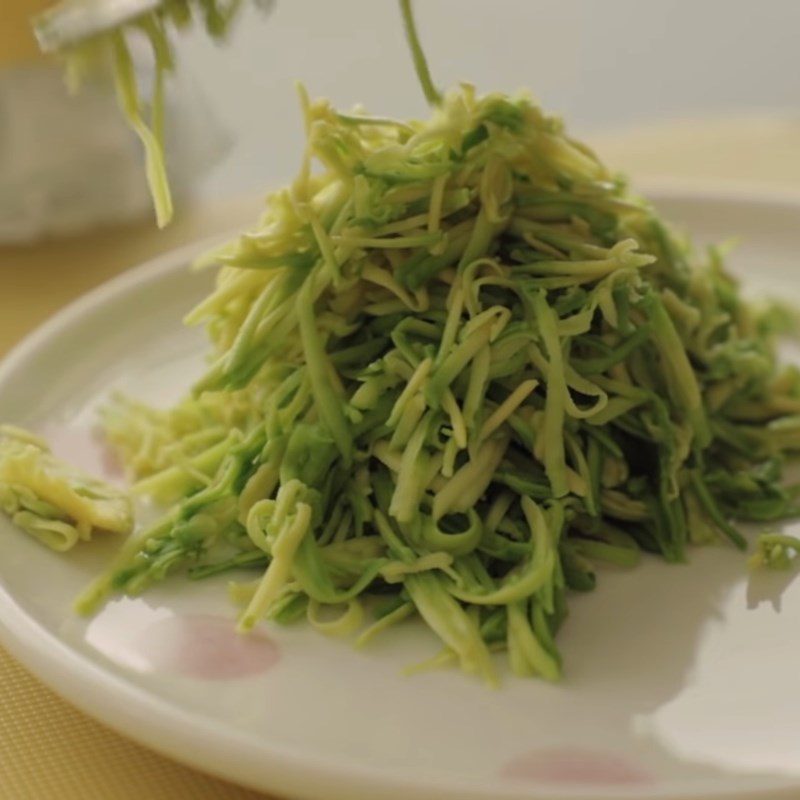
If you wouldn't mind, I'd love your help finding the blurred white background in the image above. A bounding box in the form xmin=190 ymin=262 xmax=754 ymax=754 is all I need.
xmin=175 ymin=0 xmax=800 ymax=199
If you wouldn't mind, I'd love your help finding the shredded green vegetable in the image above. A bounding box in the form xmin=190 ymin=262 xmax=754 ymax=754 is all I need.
xmin=749 ymin=533 xmax=800 ymax=570
xmin=5 ymin=1 xmax=800 ymax=683
xmin=63 ymin=0 xmax=243 ymax=227
xmin=0 ymin=426 xmax=132 ymax=551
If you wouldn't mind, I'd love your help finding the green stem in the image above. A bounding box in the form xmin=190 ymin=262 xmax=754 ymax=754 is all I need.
xmin=399 ymin=0 xmax=442 ymax=106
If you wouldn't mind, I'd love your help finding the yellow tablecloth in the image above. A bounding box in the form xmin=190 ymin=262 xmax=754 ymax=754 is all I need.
xmin=2 ymin=114 xmax=800 ymax=799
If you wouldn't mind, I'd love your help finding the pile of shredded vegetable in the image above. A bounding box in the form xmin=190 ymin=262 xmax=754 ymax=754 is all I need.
xmin=4 ymin=1 xmax=800 ymax=684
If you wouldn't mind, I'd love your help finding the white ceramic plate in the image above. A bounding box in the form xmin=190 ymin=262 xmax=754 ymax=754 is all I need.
xmin=3 ymin=190 xmax=800 ymax=800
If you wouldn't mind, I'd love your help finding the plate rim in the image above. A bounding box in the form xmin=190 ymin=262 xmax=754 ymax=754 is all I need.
xmin=2 ymin=189 xmax=800 ymax=800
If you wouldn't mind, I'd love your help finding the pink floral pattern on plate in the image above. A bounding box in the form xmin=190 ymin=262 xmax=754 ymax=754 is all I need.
xmin=138 ymin=613 xmax=280 ymax=680
xmin=502 ymin=746 xmax=653 ymax=786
